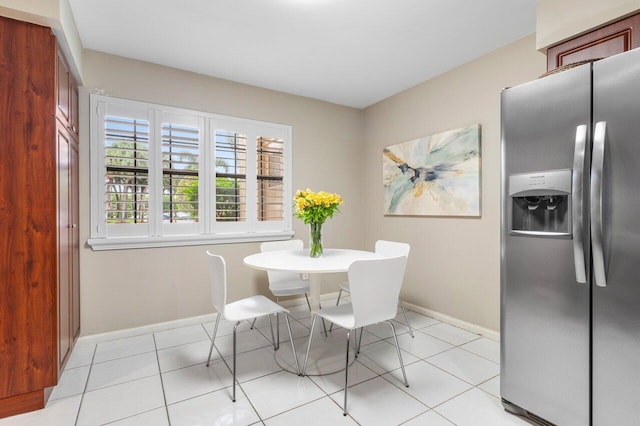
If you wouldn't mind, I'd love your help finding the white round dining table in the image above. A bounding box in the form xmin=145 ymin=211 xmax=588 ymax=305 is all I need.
xmin=243 ymin=248 xmax=383 ymax=375
xmin=243 ymin=248 xmax=382 ymax=313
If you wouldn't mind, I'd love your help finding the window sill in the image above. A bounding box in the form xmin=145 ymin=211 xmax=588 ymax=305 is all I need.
xmin=87 ymin=230 xmax=295 ymax=251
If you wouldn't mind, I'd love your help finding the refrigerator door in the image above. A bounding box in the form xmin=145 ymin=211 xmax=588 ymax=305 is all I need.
xmin=501 ymin=64 xmax=591 ymax=426
xmin=592 ymin=48 xmax=640 ymax=426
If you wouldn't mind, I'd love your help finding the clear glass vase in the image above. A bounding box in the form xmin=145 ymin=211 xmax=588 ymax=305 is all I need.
xmin=309 ymin=221 xmax=323 ymax=258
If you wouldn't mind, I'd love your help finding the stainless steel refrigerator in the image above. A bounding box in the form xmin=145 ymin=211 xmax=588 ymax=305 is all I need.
xmin=501 ymin=47 xmax=640 ymax=426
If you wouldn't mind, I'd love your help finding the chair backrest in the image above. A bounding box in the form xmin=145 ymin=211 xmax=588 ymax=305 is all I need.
xmin=375 ymin=240 xmax=410 ymax=258
xmin=260 ymin=239 xmax=304 ymax=287
xmin=207 ymin=251 xmax=227 ymax=315
xmin=348 ymin=256 xmax=408 ymax=329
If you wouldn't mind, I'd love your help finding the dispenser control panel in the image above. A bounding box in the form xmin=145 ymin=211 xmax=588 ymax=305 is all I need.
xmin=509 ymin=169 xmax=572 ymax=196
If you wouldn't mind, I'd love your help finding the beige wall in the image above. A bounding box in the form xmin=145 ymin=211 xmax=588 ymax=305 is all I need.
xmin=81 ymin=34 xmax=546 ymax=335
xmin=0 ymin=0 xmax=58 ymax=22
xmin=79 ymin=50 xmax=365 ymax=334
xmin=362 ymin=34 xmax=545 ymax=332
xmin=56 ymin=0 xmax=83 ymax=80
xmin=537 ymin=0 xmax=640 ymax=50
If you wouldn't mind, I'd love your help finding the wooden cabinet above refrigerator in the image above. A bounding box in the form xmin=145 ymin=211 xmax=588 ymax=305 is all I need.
xmin=546 ymin=12 xmax=640 ymax=72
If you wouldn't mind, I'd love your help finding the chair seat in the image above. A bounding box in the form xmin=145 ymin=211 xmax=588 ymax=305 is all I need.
xmin=317 ymin=303 xmax=356 ymax=330
xmin=338 ymin=282 xmax=350 ymax=293
xmin=224 ymin=295 xmax=288 ymax=322
xmin=269 ymin=278 xmax=310 ymax=297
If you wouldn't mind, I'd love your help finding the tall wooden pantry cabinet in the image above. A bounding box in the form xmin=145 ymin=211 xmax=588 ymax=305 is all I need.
xmin=0 ymin=16 xmax=80 ymax=418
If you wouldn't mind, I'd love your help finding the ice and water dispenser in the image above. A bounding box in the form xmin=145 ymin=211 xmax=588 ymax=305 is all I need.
xmin=509 ymin=169 xmax=572 ymax=237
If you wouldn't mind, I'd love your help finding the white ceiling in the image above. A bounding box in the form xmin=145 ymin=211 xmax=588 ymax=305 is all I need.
xmin=68 ymin=0 xmax=536 ymax=109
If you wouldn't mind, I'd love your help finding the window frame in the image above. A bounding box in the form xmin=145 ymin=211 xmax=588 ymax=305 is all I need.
xmin=89 ymin=95 xmax=293 ymax=250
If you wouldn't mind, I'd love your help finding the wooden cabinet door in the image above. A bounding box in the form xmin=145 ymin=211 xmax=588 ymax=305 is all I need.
xmin=547 ymin=13 xmax=640 ymax=71
xmin=71 ymin=141 xmax=80 ymax=339
xmin=56 ymin=51 xmax=70 ymax=125
xmin=57 ymin=124 xmax=72 ymax=370
xmin=70 ymin=83 xmax=79 ymax=138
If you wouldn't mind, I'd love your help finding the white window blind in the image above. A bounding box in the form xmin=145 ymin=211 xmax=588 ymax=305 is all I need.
xmin=257 ymin=137 xmax=284 ymax=222
xmin=215 ymin=131 xmax=247 ymax=222
xmin=104 ymin=116 xmax=150 ymax=224
xmin=89 ymin=95 xmax=293 ymax=250
xmin=162 ymin=123 xmax=199 ymax=223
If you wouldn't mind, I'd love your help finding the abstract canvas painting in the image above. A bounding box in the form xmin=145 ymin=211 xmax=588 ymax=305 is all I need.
xmin=383 ymin=124 xmax=481 ymax=216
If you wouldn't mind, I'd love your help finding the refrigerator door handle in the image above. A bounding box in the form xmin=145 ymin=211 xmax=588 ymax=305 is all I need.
xmin=591 ymin=121 xmax=607 ymax=287
xmin=572 ymin=125 xmax=588 ymax=284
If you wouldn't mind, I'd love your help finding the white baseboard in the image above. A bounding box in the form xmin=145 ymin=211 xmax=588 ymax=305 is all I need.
xmin=401 ymin=301 xmax=500 ymax=342
xmin=77 ymin=296 xmax=317 ymax=345
xmin=77 ymin=293 xmax=500 ymax=345
xmin=77 ymin=313 xmax=220 ymax=345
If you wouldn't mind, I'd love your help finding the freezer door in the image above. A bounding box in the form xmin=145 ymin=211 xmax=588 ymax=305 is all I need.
xmin=592 ymin=48 xmax=640 ymax=426
xmin=500 ymin=64 xmax=591 ymax=426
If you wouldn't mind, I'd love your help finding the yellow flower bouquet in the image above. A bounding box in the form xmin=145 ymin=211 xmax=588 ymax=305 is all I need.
xmin=294 ymin=189 xmax=344 ymax=257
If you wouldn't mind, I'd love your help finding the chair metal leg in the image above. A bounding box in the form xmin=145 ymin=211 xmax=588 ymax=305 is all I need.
xmin=276 ymin=313 xmax=281 ymax=348
xmin=399 ymin=302 xmax=414 ymax=338
xmin=268 ymin=314 xmax=279 ymax=351
xmin=387 ymin=321 xmax=409 ymax=387
xmin=352 ymin=328 xmax=358 ymax=356
xmin=302 ymin=314 xmax=318 ymax=375
xmin=250 ymin=318 xmax=257 ymax=329
xmin=319 ymin=302 xmax=328 ymax=336
xmin=343 ymin=329 xmax=351 ymax=416
xmin=356 ymin=327 xmax=363 ymax=355
xmin=284 ymin=314 xmax=301 ymax=375
xmin=329 ymin=289 xmax=343 ymax=332
xmin=206 ymin=313 xmax=221 ymax=367
xmin=304 ymin=293 xmax=312 ymax=312
xmin=275 ymin=297 xmax=281 ymax=349
xmin=232 ymin=321 xmax=241 ymax=402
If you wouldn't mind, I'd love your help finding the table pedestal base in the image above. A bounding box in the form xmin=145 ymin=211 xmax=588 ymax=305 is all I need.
xmin=308 ymin=273 xmax=322 ymax=313
xmin=273 ymin=327 xmax=358 ymax=376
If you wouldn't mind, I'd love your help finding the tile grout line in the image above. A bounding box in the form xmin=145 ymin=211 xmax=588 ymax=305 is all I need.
xmin=152 ymin=333 xmax=172 ymax=426
xmin=456 ymin=343 xmax=500 ymax=365
xmin=90 ymin=348 xmax=158 ymax=367
xmin=420 ymin=349 xmax=497 ymax=389
xmin=429 ymin=386 xmax=485 ymax=425
xmin=73 ymin=343 xmax=98 ymax=426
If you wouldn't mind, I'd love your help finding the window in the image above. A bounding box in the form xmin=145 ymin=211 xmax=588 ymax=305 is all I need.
xmin=89 ymin=95 xmax=293 ymax=250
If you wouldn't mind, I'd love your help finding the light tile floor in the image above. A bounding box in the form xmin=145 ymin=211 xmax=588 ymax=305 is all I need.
xmin=0 ymin=300 xmax=535 ymax=426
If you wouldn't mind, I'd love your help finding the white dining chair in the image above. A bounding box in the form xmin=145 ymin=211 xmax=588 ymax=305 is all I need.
xmin=205 ymin=251 xmax=300 ymax=402
xmin=302 ymin=256 xmax=410 ymax=415
xmin=331 ymin=240 xmax=414 ymax=337
xmin=259 ymin=239 xmax=327 ymax=341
